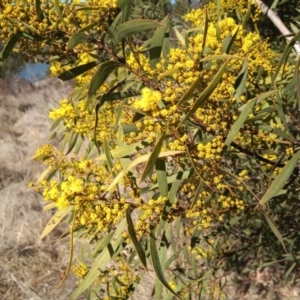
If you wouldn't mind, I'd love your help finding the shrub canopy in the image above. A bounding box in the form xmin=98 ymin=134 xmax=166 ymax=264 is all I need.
xmin=1 ymin=0 xmax=300 ymax=299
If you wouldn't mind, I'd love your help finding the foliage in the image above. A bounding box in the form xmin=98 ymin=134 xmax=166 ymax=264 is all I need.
xmin=0 ymin=42 xmax=25 ymax=79
xmin=1 ymin=0 xmax=300 ymax=298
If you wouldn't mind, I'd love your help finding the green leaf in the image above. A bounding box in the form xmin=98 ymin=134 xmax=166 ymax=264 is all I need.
xmin=140 ymin=132 xmax=166 ymax=183
xmin=295 ymin=57 xmax=300 ymax=110
xmin=157 ymin=171 xmax=183 ymax=234
xmin=242 ymin=3 xmax=252 ymax=29
xmin=155 ymin=158 xmax=168 ymax=197
xmin=148 ymin=170 xmax=192 ymax=191
xmin=118 ymin=0 xmax=133 ymax=23
xmin=264 ymin=213 xmax=287 ymax=252
xmin=96 ymin=141 xmax=145 ymax=161
xmin=0 ymin=33 xmax=22 ymax=62
xmin=150 ymin=230 xmax=182 ymax=300
xmin=177 ymin=76 xmax=200 ymax=106
xmin=114 ymin=19 xmax=163 ymax=44
xmin=88 ymin=61 xmax=121 ymax=97
xmin=103 ymin=138 xmax=114 ymax=170
xmin=71 ymin=218 xmax=126 ymax=299
xmin=180 ymin=59 xmax=230 ymax=124
xmin=58 ymin=61 xmax=98 ymax=81
xmin=40 ymin=206 xmax=72 ymax=240
xmin=222 ymin=26 xmax=239 ymax=54
xmin=126 ymin=210 xmax=148 ymax=270
xmin=91 ymin=232 xmax=114 ymax=258
xmin=200 ymin=9 xmax=209 ymax=60
xmin=149 ymin=15 xmax=169 ymax=68
xmin=67 ymin=32 xmax=90 ymax=50
xmin=54 ymin=0 xmax=63 ymax=23
xmin=66 ymin=132 xmax=79 ymax=155
xmin=50 ymin=116 xmax=64 ymax=131
xmin=174 ymin=27 xmax=185 ymax=46
xmin=260 ymin=149 xmax=300 ymax=204
xmin=107 ymin=150 xmax=184 ymax=191
xmin=224 ymin=97 xmax=256 ymax=147
xmin=75 ymin=6 xmax=105 ymax=11
xmin=77 ymin=21 xmax=98 ymax=33
xmin=159 ymin=67 xmax=180 ymax=78
xmin=200 ymin=55 xmax=243 ymax=62
xmin=35 ymin=0 xmax=43 ymax=21
xmin=100 ymin=90 xmax=140 ymax=102
xmin=233 ymin=59 xmax=248 ymax=103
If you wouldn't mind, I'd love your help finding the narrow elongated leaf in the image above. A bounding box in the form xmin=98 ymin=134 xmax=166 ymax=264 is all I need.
xmin=54 ymin=0 xmax=63 ymax=22
xmin=75 ymin=6 xmax=105 ymax=11
xmin=91 ymin=232 xmax=114 ymax=258
xmin=155 ymin=159 xmax=168 ymax=197
xmin=224 ymin=97 xmax=256 ymax=147
xmin=43 ymin=202 xmax=57 ymax=211
xmin=114 ymin=19 xmax=163 ymax=44
xmin=260 ymin=150 xmax=300 ymax=204
xmin=67 ymin=32 xmax=90 ymax=50
xmin=157 ymin=171 xmax=183 ymax=234
xmin=119 ymin=0 xmax=133 ymax=23
xmin=103 ymin=138 xmax=114 ymax=170
xmin=50 ymin=116 xmax=64 ymax=131
xmin=273 ymin=35 xmax=298 ymax=82
xmin=108 ymin=151 xmax=184 ymax=191
xmin=58 ymin=61 xmax=98 ymax=81
xmin=150 ymin=15 xmax=169 ymax=68
xmin=51 ymin=212 xmax=77 ymax=294
xmin=159 ymin=67 xmax=180 ymax=78
xmin=100 ymin=90 xmax=140 ymax=101
xmin=264 ymin=213 xmax=287 ymax=252
xmin=174 ymin=27 xmax=185 ymax=46
xmin=96 ymin=141 xmax=145 ymax=161
xmin=0 ymin=33 xmax=22 ymax=62
xmin=77 ymin=21 xmax=98 ymax=33
xmin=177 ymin=76 xmax=200 ymax=106
xmin=88 ymin=61 xmax=121 ymax=97
xmin=40 ymin=206 xmax=72 ymax=239
xmin=35 ymin=0 xmax=43 ymax=21
xmin=66 ymin=132 xmax=79 ymax=155
xmin=126 ymin=210 xmax=148 ymax=270
xmin=155 ymin=230 xmax=168 ymax=300
xmin=233 ymin=60 xmax=248 ymax=103
xmin=149 ymin=170 xmax=192 ymax=191
xmin=71 ymin=218 xmax=126 ymax=299
xmin=200 ymin=55 xmax=243 ymax=62
xmin=150 ymin=230 xmax=182 ymax=300
xmin=140 ymin=132 xmax=166 ymax=183
xmin=222 ymin=27 xmax=239 ymax=54
xmin=180 ymin=60 xmax=230 ymax=124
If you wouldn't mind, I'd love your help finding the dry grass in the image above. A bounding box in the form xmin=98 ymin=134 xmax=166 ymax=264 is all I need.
xmin=0 ymin=78 xmax=87 ymax=300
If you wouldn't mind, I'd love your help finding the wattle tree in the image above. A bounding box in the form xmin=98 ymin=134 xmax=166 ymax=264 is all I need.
xmin=1 ymin=0 xmax=300 ymax=298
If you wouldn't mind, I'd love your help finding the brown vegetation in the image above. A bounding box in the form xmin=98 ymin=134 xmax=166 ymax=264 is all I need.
xmin=0 ymin=77 xmax=88 ymax=300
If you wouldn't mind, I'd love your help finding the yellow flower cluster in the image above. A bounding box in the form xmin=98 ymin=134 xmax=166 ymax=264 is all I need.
xmin=197 ymin=136 xmax=224 ymax=160
xmin=0 ymin=0 xmax=119 ymax=61
xmin=133 ymin=87 xmax=162 ymax=112
xmin=132 ymin=196 xmax=168 ymax=237
xmin=73 ymin=262 xmax=88 ymax=279
xmin=127 ymin=52 xmax=154 ymax=76
xmin=96 ymin=257 xmax=140 ymax=299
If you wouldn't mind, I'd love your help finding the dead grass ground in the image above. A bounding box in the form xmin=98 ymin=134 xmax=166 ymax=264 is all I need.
xmin=0 ymin=77 xmax=299 ymax=300
xmin=0 ymin=78 xmax=87 ymax=300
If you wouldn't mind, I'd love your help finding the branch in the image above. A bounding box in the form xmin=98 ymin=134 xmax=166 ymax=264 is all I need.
xmin=255 ymin=0 xmax=300 ymax=56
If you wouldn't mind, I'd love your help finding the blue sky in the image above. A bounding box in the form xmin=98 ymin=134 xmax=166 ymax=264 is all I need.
xmin=18 ymin=62 xmax=49 ymax=82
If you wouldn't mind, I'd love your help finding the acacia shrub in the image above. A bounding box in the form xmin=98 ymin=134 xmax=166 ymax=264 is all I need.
xmin=1 ymin=0 xmax=300 ymax=299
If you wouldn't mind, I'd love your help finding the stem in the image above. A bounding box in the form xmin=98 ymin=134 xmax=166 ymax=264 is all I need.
xmin=255 ymin=0 xmax=300 ymax=56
